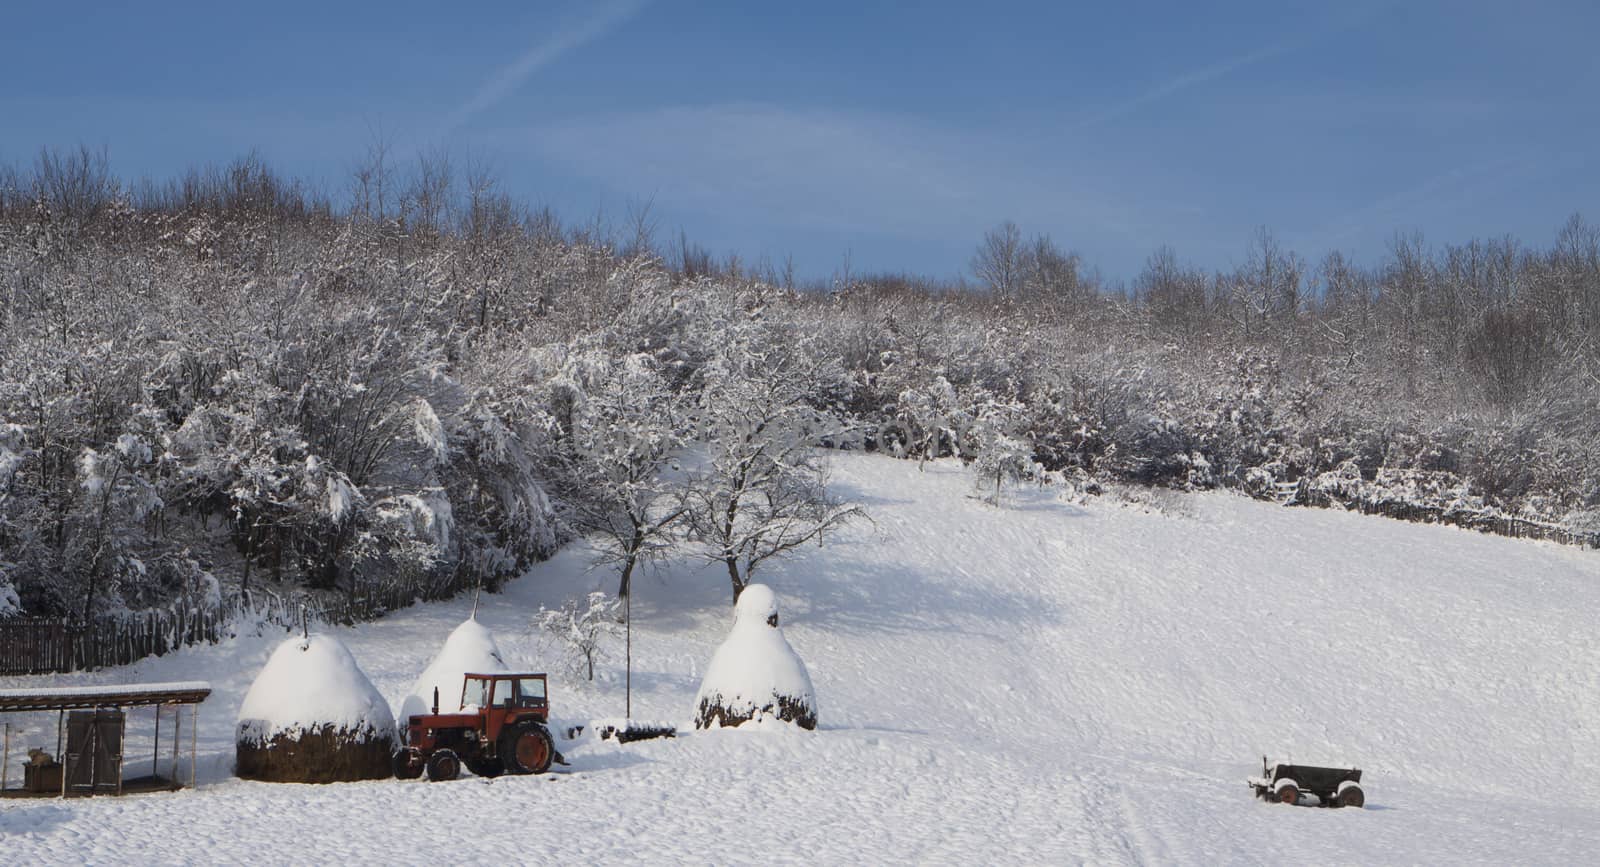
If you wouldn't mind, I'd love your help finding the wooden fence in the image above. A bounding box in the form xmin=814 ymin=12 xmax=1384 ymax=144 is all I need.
xmin=0 ymin=608 xmax=228 ymax=675
xmin=0 ymin=568 xmax=481 ymax=675
xmin=1290 ymin=480 xmax=1600 ymax=550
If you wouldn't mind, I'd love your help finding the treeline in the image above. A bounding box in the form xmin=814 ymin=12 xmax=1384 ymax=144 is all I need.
xmin=1 ymin=146 xmax=1597 ymax=620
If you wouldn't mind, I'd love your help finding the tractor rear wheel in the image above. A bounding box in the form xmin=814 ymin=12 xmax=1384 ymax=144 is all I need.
xmin=501 ymin=723 xmax=555 ymax=775
xmin=426 ymin=748 xmax=461 ymax=782
xmin=466 ymin=757 xmax=504 ymax=778
xmin=392 ymin=748 xmax=425 ymax=780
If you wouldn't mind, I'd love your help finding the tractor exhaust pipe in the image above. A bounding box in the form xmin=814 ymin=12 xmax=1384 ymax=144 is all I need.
xmin=432 ymin=687 xmax=439 ymax=716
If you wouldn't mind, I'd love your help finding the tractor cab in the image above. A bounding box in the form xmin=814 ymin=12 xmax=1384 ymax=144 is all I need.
xmin=460 ymin=673 xmax=548 ymax=715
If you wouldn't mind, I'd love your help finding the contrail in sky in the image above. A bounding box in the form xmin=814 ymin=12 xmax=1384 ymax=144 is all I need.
xmin=443 ymin=0 xmax=651 ymax=135
xmin=1071 ymin=39 xmax=1294 ymax=131
xmin=1071 ymin=4 xmax=1382 ymax=131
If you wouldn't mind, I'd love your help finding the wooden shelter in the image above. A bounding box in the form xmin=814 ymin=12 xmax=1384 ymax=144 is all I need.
xmin=0 ymin=681 xmax=211 ymax=798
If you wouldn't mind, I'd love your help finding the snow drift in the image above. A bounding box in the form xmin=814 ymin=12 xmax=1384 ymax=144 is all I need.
xmin=694 ymin=584 xmax=817 ymax=730
xmin=236 ymin=634 xmax=396 ymax=783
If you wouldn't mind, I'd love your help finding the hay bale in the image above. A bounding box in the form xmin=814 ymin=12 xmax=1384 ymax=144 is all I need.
xmin=236 ymin=634 xmax=395 ymax=783
xmin=694 ymin=584 xmax=817 ymax=731
xmin=396 ymin=616 xmax=508 ymax=735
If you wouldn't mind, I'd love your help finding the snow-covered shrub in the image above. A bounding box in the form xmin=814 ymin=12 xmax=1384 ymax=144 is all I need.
xmin=1242 ymin=464 xmax=1280 ymax=499
xmin=694 ymin=584 xmax=817 ymax=731
xmin=236 ymin=634 xmax=396 ymax=782
xmin=0 ymin=580 xmax=20 ymax=618
xmin=536 ymin=592 xmax=622 ymax=683
xmin=967 ymin=396 xmax=1041 ymax=505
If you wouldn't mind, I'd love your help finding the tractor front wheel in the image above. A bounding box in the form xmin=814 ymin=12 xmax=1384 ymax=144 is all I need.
xmin=501 ymin=724 xmax=555 ymax=775
xmin=426 ymin=748 xmax=461 ymax=782
xmin=392 ymin=748 xmax=425 ymax=780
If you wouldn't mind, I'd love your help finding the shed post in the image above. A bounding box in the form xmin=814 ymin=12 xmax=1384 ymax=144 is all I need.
xmin=58 ymin=711 xmax=66 ymax=798
xmin=170 ymin=705 xmax=181 ymax=785
xmin=3 ymin=720 xmax=10 ymax=792
xmin=116 ymin=709 xmax=126 ymax=796
xmin=152 ymin=704 xmax=161 ymax=781
xmin=189 ymin=702 xmax=198 ymax=789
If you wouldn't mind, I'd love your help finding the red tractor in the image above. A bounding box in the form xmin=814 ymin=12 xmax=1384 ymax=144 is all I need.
xmin=392 ymin=672 xmax=560 ymax=782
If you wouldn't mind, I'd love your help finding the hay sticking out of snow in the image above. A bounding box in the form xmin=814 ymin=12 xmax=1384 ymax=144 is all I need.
xmin=694 ymin=584 xmax=817 ymax=730
xmin=236 ymin=634 xmax=396 ymax=782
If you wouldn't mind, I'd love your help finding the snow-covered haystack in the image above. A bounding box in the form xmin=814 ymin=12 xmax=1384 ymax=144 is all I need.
xmin=236 ymin=634 xmax=396 ymax=783
xmin=694 ymin=584 xmax=817 ymax=730
xmin=397 ymin=616 xmax=509 ymax=729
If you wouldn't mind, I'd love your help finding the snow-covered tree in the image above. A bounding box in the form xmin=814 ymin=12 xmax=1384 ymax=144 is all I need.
xmin=685 ymin=335 xmax=862 ymax=601
xmin=545 ymin=351 xmax=690 ymax=599
xmin=535 ymin=591 xmax=623 ymax=682
xmin=966 ymin=393 xmax=1041 ymax=505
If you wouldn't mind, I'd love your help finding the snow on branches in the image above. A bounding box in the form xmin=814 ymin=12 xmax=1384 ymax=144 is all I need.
xmin=535 ymin=591 xmax=623 ymax=683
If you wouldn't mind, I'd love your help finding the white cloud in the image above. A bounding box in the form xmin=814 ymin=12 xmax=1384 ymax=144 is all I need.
xmin=503 ymin=103 xmax=1135 ymax=242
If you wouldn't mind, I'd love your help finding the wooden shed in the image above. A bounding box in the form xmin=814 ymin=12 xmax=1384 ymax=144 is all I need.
xmin=0 ymin=681 xmax=211 ymax=798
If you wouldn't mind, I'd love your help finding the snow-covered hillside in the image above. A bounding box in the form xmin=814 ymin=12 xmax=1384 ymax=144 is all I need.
xmin=2 ymin=453 xmax=1597 ymax=864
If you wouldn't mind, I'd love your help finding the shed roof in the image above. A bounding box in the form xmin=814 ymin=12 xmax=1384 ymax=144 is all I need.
xmin=0 ymin=681 xmax=212 ymax=712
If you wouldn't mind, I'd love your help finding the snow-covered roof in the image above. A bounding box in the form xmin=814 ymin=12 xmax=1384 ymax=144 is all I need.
xmin=0 ymin=681 xmax=212 ymax=711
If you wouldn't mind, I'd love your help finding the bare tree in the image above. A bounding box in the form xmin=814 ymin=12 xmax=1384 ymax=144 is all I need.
xmin=1229 ymin=227 xmax=1303 ymax=336
xmin=405 ymin=147 xmax=454 ymax=236
xmin=32 ymin=144 xmax=117 ymax=227
xmin=348 ymin=126 xmax=396 ymax=223
xmin=620 ymin=195 xmax=660 ymax=261
xmin=971 ymin=220 xmax=1025 ymax=298
xmin=1137 ymin=245 xmax=1208 ymax=342
xmin=1024 ymin=234 xmax=1086 ymax=306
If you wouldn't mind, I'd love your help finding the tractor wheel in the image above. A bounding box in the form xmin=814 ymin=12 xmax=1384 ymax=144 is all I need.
xmin=501 ymin=723 xmax=555 ymax=775
xmin=392 ymin=748 xmax=425 ymax=780
xmin=466 ymin=757 xmax=504 ymax=779
xmin=1335 ymin=781 xmax=1364 ymax=809
xmin=426 ymin=748 xmax=461 ymax=782
xmin=1274 ymin=778 xmax=1299 ymax=805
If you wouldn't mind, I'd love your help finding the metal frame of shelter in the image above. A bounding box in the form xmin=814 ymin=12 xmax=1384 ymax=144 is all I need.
xmin=0 ymin=681 xmax=211 ymax=798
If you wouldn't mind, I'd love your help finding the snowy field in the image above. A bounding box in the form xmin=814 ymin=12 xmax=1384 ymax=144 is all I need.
xmin=2 ymin=453 xmax=1598 ymax=864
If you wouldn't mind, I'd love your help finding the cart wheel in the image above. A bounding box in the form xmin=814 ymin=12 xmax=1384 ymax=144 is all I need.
xmin=1274 ymin=778 xmax=1299 ymax=805
xmin=1335 ymin=781 xmax=1364 ymax=808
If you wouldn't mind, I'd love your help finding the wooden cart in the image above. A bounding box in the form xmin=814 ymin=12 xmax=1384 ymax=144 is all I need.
xmin=1248 ymin=757 xmax=1365 ymax=808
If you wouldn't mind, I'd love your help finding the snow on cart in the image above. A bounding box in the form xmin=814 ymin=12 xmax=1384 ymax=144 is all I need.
xmin=1248 ymin=757 xmax=1365 ymax=808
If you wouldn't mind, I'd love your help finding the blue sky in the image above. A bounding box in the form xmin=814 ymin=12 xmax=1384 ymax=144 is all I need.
xmin=3 ymin=0 xmax=1596 ymax=284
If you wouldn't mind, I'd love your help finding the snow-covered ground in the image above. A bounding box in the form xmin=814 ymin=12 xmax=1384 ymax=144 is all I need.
xmin=2 ymin=453 xmax=1597 ymax=864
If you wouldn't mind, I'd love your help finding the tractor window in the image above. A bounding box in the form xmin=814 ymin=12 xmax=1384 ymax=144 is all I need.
xmin=517 ymin=678 xmax=546 ymax=705
xmin=461 ymin=679 xmax=489 ymax=710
